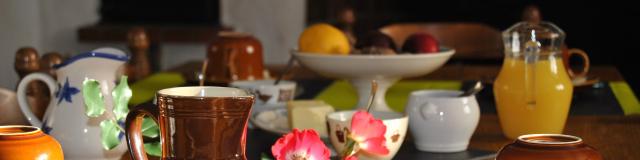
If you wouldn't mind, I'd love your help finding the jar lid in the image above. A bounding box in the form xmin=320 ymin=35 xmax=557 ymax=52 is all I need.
xmin=517 ymin=134 xmax=583 ymax=146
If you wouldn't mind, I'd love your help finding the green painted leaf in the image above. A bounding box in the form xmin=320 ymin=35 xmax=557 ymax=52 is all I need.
xmin=141 ymin=117 xmax=159 ymax=138
xmin=261 ymin=153 xmax=274 ymax=160
xmin=82 ymin=79 xmax=105 ymax=117
xmin=99 ymin=120 xmax=122 ymax=150
xmin=112 ymin=76 xmax=132 ymax=120
xmin=144 ymin=141 xmax=162 ymax=157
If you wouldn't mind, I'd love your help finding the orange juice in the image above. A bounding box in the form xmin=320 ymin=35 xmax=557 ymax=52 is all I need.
xmin=494 ymin=55 xmax=573 ymax=139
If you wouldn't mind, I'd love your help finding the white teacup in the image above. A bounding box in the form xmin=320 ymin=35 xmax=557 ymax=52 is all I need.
xmin=405 ymin=90 xmax=480 ymax=152
xmin=230 ymin=80 xmax=296 ymax=113
xmin=327 ymin=110 xmax=408 ymax=160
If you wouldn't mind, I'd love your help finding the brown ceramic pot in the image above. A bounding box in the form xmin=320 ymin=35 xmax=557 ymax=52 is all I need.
xmin=496 ymin=134 xmax=602 ymax=160
xmin=0 ymin=125 xmax=64 ymax=160
xmin=206 ymin=32 xmax=264 ymax=82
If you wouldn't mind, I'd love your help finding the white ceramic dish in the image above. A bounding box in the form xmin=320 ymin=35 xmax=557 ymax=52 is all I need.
xmin=326 ymin=110 xmax=408 ymax=160
xmin=406 ymin=90 xmax=480 ymax=152
xmin=251 ymin=108 xmax=289 ymax=135
xmin=293 ymin=49 xmax=455 ymax=112
xmin=230 ymin=80 xmax=296 ymax=114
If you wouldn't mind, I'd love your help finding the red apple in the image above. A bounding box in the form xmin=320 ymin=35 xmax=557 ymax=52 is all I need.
xmin=401 ymin=33 xmax=439 ymax=54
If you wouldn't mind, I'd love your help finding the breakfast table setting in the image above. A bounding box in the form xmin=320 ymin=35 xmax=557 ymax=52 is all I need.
xmin=2 ymin=10 xmax=640 ymax=160
xmin=160 ymin=61 xmax=638 ymax=160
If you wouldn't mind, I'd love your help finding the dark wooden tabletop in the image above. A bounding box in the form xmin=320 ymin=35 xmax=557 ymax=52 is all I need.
xmin=470 ymin=115 xmax=640 ymax=160
xmin=122 ymin=61 xmax=636 ymax=160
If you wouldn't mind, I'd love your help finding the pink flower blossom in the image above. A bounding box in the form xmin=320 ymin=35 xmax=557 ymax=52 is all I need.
xmin=348 ymin=110 xmax=389 ymax=157
xmin=343 ymin=155 xmax=358 ymax=160
xmin=272 ymin=129 xmax=331 ymax=160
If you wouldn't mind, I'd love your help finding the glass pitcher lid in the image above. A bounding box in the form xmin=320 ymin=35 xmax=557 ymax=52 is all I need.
xmin=503 ymin=21 xmax=565 ymax=55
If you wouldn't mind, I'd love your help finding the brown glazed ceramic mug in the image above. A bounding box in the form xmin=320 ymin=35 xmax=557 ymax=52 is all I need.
xmin=206 ymin=32 xmax=265 ymax=82
xmin=496 ymin=134 xmax=603 ymax=160
xmin=125 ymin=86 xmax=254 ymax=160
xmin=0 ymin=125 xmax=64 ymax=160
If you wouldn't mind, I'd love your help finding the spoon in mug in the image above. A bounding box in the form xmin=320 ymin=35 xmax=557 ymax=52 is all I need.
xmin=366 ymin=80 xmax=378 ymax=112
xmin=459 ymin=81 xmax=484 ymax=97
xmin=199 ymin=59 xmax=209 ymax=86
xmin=274 ymin=51 xmax=297 ymax=85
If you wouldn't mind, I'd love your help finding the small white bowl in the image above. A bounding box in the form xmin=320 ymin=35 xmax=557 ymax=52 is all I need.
xmin=326 ymin=110 xmax=408 ymax=160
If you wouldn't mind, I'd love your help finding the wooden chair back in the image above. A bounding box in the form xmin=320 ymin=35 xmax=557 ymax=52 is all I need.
xmin=380 ymin=23 xmax=503 ymax=60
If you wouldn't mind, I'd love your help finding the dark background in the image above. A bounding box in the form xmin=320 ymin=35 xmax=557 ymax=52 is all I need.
xmin=310 ymin=0 xmax=639 ymax=93
xmin=99 ymin=0 xmax=639 ymax=93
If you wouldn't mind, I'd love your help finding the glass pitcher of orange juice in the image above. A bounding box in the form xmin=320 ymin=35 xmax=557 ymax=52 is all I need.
xmin=494 ymin=21 xmax=573 ymax=139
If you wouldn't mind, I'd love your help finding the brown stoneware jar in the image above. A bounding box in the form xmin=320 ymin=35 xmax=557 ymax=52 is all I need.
xmin=496 ymin=134 xmax=603 ymax=160
xmin=0 ymin=125 xmax=64 ymax=160
xmin=206 ymin=32 xmax=264 ymax=82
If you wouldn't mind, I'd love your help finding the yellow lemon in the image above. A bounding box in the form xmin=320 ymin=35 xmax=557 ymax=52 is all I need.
xmin=298 ymin=23 xmax=350 ymax=55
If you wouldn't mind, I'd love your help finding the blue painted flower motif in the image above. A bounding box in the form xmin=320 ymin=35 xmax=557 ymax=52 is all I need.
xmin=118 ymin=120 xmax=125 ymax=140
xmin=57 ymin=77 xmax=80 ymax=104
xmin=42 ymin=119 xmax=53 ymax=134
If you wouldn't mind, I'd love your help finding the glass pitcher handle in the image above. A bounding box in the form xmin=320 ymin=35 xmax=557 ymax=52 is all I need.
xmin=524 ymin=38 xmax=541 ymax=109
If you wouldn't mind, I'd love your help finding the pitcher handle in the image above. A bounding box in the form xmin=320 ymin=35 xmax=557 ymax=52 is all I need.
xmin=16 ymin=73 xmax=57 ymax=127
xmin=565 ymin=48 xmax=590 ymax=78
xmin=125 ymin=103 xmax=160 ymax=160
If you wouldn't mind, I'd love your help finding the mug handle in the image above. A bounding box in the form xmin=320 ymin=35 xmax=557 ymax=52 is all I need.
xmin=125 ymin=103 xmax=160 ymax=160
xmin=566 ymin=48 xmax=590 ymax=78
xmin=16 ymin=73 xmax=57 ymax=127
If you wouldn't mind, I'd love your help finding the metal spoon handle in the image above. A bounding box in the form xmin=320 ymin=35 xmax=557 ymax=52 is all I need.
xmin=366 ymin=80 xmax=378 ymax=112
xmin=199 ymin=59 xmax=209 ymax=86
xmin=274 ymin=55 xmax=296 ymax=85
xmin=459 ymin=81 xmax=484 ymax=97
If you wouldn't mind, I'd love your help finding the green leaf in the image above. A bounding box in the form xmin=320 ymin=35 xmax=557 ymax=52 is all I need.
xmin=112 ymin=76 xmax=132 ymax=120
xmin=260 ymin=153 xmax=273 ymax=160
xmin=141 ymin=117 xmax=159 ymax=138
xmin=82 ymin=79 xmax=105 ymax=117
xmin=99 ymin=120 xmax=122 ymax=150
xmin=144 ymin=141 xmax=162 ymax=157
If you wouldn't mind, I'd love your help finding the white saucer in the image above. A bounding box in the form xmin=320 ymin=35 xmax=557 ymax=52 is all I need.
xmin=251 ymin=108 xmax=290 ymax=135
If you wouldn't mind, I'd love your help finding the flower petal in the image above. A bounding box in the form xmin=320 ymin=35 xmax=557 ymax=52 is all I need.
xmin=271 ymin=129 xmax=296 ymax=159
xmin=300 ymin=130 xmax=331 ymax=160
xmin=344 ymin=155 xmax=358 ymax=160
xmin=350 ymin=111 xmax=386 ymax=140
xmin=271 ymin=129 xmax=330 ymax=160
xmin=359 ymin=137 xmax=389 ymax=156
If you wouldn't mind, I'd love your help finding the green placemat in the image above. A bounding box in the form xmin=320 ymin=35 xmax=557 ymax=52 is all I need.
xmin=610 ymin=81 xmax=640 ymax=115
xmin=129 ymin=72 xmax=186 ymax=106
xmin=315 ymin=80 xmax=462 ymax=112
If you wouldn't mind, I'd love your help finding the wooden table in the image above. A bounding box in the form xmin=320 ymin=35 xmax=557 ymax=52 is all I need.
xmin=122 ymin=61 xmax=636 ymax=159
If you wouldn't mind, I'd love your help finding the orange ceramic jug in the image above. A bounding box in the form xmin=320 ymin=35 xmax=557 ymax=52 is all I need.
xmin=0 ymin=125 xmax=63 ymax=160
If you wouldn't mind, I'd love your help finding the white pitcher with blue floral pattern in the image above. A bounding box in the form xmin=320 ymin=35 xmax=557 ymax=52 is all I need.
xmin=17 ymin=48 xmax=129 ymax=159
